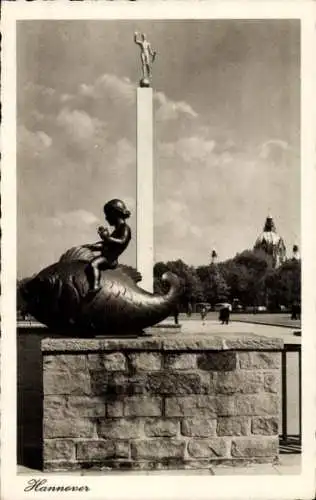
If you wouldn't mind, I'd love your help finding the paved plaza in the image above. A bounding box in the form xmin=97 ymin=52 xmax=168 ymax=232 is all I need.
xmin=161 ymin=312 xmax=300 ymax=339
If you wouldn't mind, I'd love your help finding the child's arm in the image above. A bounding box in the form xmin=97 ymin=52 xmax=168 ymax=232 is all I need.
xmin=83 ymin=241 xmax=103 ymax=251
xmin=102 ymin=226 xmax=130 ymax=245
xmin=98 ymin=226 xmax=110 ymax=241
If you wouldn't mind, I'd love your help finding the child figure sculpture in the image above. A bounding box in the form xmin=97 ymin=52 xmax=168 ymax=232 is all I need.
xmin=85 ymin=199 xmax=131 ymax=291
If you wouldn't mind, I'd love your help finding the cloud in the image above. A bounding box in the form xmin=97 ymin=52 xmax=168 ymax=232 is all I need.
xmin=20 ymin=83 xmax=60 ymax=118
xmin=52 ymin=209 xmax=99 ymax=228
xmin=19 ymin=75 xmax=198 ymax=165
xmin=78 ymin=74 xmax=135 ymax=107
xmin=18 ymin=125 xmax=52 ymax=157
xmin=155 ymin=200 xmax=194 ymax=245
xmin=113 ymin=138 xmax=135 ymax=170
xmin=56 ymin=107 xmax=105 ymax=145
xmin=259 ymin=139 xmax=290 ymax=165
xmin=160 ymin=136 xmax=216 ymax=163
xmin=77 ymin=74 xmax=197 ymax=125
xmin=60 ymin=93 xmax=75 ymax=103
xmin=155 ymin=91 xmax=198 ymax=121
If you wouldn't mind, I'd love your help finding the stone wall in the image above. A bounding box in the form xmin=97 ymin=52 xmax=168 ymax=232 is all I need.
xmin=42 ymin=335 xmax=283 ymax=471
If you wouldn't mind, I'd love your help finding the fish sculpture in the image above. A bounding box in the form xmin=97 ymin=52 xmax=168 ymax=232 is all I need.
xmin=20 ymin=246 xmax=181 ymax=336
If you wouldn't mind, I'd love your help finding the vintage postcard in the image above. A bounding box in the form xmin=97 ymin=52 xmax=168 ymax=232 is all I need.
xmin=1 ymin=1 xmax=315 ymax=499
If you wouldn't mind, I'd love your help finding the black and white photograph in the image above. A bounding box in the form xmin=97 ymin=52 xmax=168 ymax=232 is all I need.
xmin=1 ymin=2 xmax=315 ymax=500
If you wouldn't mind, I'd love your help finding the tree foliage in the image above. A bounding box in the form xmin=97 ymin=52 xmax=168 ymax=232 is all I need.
xmin=265 ymin=258 xmax=301 ymax=309
xmin=196 ymin=264 xmax=229 ymax=304
xmin=219 ymin=249 xmax=273 ymax=306
xmin=153 ymin=250 xmax=300 ymax=310
xmin=154 ymin=259 xmax=204 ymax=309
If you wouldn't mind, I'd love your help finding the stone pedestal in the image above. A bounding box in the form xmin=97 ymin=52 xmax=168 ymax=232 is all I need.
xmin=136 ymin=87 xmax=154 ymax=292
xmin=42 ymin=334 xmax=283 ymax=471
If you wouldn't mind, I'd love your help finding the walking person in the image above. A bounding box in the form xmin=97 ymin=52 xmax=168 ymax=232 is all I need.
xmin=186 ymin=302 xmax=192 ymax=318
xmin=219 ymin=306 xmax=230 ymax=325
xmin=200 ymin=305 xmax=207 ymax=321
xmin=173 ymin=305 xmax=179 ymax=325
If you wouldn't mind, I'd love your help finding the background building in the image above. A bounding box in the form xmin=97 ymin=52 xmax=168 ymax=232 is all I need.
xmin=254 ymin=214 xmax=287 ymax=268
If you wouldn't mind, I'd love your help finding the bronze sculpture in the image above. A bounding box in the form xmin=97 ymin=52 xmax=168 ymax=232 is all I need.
xmin=83 ymin=199 xmax=132 ymax=291
xmin=20 ymin=200 xmax=181 ymax=336
xmin=134 ymin=32 xmax=157 ymax=87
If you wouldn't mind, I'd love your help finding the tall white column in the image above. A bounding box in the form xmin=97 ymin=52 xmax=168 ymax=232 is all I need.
xmin=136 ymin=87 xmax=154 ymax=292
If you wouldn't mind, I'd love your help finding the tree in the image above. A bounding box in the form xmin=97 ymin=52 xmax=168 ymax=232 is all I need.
xmin=219 ymin=249 xmax=273 ymax=306
xmin=17 ymin=277 xmax=33 ymax=319
xmin=196 ymin=264 xmax=229 ymax=305
xmin=154 ymin=260 xmax=204 ymax=309
xmin=265 ymin=259 xmax=301 ymax=308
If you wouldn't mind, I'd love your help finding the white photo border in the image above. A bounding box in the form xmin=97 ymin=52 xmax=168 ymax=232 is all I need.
xmin=1 ymin=2 xmax=315 ymax=499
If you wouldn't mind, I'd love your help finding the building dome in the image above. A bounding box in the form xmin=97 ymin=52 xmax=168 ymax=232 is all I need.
xmin=210 ymin=249 xmax=218 ymax=264
xmin=292 ymin=244 xmax=300 ymax=260
xmin=254 ymin=215 xmax=286 ymax=267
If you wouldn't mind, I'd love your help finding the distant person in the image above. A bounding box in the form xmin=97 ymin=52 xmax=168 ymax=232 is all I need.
xmin=219 ymin=306 xmax=230 ymax=325
xmin=173 ymin=305 xmax=179 ymax=325
xmin=291 ymin=302 xmax=301 ymax=320
xmin=186 ymin=302 xmax=192 ymax=317
xmin=200 ymin=306 xmax=207 ymax=321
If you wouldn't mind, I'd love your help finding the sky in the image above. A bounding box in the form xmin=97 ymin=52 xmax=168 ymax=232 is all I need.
xmin=17 ymin=20 xmax=300 ymax=278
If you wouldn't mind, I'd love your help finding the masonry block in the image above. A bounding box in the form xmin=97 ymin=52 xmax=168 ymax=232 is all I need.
xmin=44 ymin=395 xmax=105 ymax=419
xmin=44 ymin=439 xmax=75 ymax=462
xmin=129 ymin=352 xmax=162 ymax=371
xmin=76 ymin=440 xmax=129 ymax=460
xmin=197 ymin=352 xmax=237 ymax=371
xmin=103 ymin=352 xmax=127 ymax=371
xmin=44 ymin=370 xmax=91 ymax=396
xmin=91 ymin=372 xmax=146 ymax=396
xmin=44 ymin=354 xmax=87 ymax=371
xmin=238 ymin=352 xmax=281 ymax=369
xmin=165 ymin=395 xmax=235 ymax=417
xmin=264 ymin=372 xmax=281 ymax=393
xmin=97 ymin=419 xmax=143 ymax=439
xmin=146 ymin=372 xmax=209 ymax=395
xmin=251 ymin=417 xmax=279 ymax=435
xmin=144 ymin=418 xmax=179 ymax=437
xmin=124 ymin=396 xmax=162 ymax=417
xmin=214 ymin=371 xmax=263 ymax=394
xmin=165 ymin=354 xmax=197 ymax=370
xmin=231 ymin=437 xmax=279 ymax=458
xmin=131 ymin=439 xmax=185 ymax=460
xmin=187 ymin=438 xmax=229 ymax=458
xmin=217 ymin=417 xmax=251 ymax=436
xmin=181 ymin=418 xmax=217 ymax=437
xmin=235 ymin=394 xmax=279 ymax=416
xmin=107 ymin=400 xmax=124 ymax=417
xmin=44 ymin=416 xmax=96 ymax=439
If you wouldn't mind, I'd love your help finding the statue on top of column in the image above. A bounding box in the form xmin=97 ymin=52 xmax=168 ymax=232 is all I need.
xmin=134 ymin=32 xmax=157 ymax=87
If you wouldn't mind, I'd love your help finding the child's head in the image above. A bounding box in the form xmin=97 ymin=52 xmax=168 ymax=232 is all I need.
xmin=103 ymin=199 xmax=131 ymax=223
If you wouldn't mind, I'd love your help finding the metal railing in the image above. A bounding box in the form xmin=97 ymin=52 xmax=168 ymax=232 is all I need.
xmin=280 ymin=340 xmax=301 ymax=452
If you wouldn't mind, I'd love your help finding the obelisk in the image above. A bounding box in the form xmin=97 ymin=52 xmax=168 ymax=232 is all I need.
xmin=134 ymin=32 xmax=157 ymax=292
